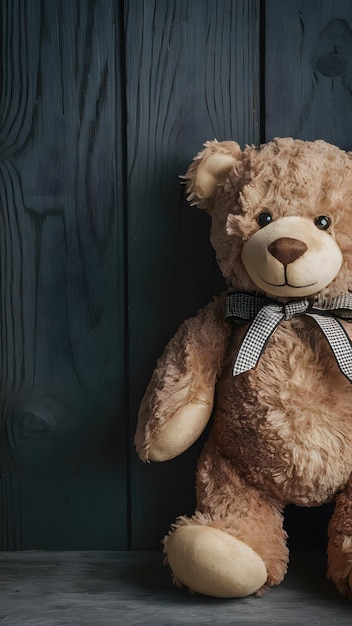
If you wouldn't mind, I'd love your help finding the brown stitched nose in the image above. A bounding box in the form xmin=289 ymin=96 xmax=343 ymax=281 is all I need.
xmin=268 ymin=237 xmax=308 ymax=266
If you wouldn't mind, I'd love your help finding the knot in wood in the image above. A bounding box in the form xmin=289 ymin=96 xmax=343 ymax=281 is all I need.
xmin=315 ymin=52 xmax=347 ymax=77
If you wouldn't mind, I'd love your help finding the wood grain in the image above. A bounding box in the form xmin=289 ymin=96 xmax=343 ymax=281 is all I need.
xmin=3 ymin=0 xmax=351 ymax=554
xmin=126 ymin=0 xmax=261 ymax=549
xmin=0 ymin=0 xmax=127 ymax=549
xmin=265 ymin=0 xmax=352 ymax=148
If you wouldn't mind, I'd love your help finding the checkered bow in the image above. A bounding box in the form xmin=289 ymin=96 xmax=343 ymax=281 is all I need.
xmin=226 ymin=292 xmax=352 ymax=381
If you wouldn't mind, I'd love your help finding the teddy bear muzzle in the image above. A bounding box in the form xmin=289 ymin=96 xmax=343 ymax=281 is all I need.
xmin=241 ymin=215 xmax=343 ymax=297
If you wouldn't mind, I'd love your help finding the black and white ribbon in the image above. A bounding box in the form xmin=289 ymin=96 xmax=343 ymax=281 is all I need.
xmin=226 ymin=292 xmax=352 ymax=381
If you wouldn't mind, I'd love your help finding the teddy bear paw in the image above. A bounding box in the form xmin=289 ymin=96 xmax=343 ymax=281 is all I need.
xmin=165 ymin=525 xmax=267 ymax=598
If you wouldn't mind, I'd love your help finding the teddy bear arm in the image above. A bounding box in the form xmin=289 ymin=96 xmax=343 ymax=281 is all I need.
xmin=135 ymin=299 xmax=230 ymax=462
xmin=327 ymin=477 xmax=352 ymax=598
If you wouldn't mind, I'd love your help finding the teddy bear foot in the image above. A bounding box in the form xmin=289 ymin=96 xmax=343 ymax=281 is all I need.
xmin=165 ymin=525 xmax=267 ymax=598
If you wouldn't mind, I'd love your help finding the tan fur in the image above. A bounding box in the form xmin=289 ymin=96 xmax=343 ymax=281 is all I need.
xmin=136 ymin=138 xmax=352 ymax=599
xmin=327 ymin=479 xmax=352 ymax=598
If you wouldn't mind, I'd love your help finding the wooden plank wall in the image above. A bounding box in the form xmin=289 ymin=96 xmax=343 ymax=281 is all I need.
xmin=265 ymin=0 xmax=352 ymax=148
xmin=0 ymin=0 xmax=128 ymax=550
xmin=0 ymin=0 xmax=352 ymax=551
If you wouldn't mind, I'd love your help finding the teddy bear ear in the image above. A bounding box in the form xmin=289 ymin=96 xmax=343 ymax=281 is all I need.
xmin=183 ymin=140 xmax=243 ymax=211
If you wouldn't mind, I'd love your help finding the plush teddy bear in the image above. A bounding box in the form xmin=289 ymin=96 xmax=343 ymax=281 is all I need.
xmin=135 ymin=137 xmax=352 ymax=599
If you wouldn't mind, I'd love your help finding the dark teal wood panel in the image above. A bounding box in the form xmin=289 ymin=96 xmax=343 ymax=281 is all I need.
xmin=126 ymin=0 xmax=261 ymax=549
xmin=265 ymin=0 xmax=352 ymax=148
xmin=0 ymin=0 xmax=127 ymax=549
xmin=3 ymin=0 xmax=351 ymax=553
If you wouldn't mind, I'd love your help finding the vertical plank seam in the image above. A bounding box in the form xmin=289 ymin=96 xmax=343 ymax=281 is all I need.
xmin=116 ymin=0 xmax=132 ymax=550
xmin=260 ymin=0 xmax=266 ymax=144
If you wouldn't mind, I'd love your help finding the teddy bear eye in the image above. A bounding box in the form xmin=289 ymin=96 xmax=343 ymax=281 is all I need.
xmin=314 ymin=215 xmax=330 ymax=230
xmin=257 ymin=212 xmax=273 ymax=228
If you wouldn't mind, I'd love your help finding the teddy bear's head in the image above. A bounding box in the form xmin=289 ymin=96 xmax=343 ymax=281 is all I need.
xmin=185 ymin=137 xmax=352 ymax=300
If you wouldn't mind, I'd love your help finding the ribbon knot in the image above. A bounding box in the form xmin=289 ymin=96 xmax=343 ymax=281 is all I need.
xmin=282 ymin=299 xmax=310 ymax=320
xmin=226 ymin=292 xmax=352 ymax=381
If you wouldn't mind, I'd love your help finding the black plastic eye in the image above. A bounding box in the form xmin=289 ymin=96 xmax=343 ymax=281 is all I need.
xmin=314 ymin=215 xmax=330 ymax=230
xmin=257 ymin=212 xmax=273 ymax=227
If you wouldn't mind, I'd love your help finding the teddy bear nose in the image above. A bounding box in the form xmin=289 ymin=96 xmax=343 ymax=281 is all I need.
xmin=268 ymin=237 xmax=308 ymax=266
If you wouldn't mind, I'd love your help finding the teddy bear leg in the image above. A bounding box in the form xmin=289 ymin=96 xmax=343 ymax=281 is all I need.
xmin=164 ymin=522 xmax=267 ymax=598
xmin=327 ymin=478 xmax=352 ymax=599
xmin=163 ymin=453 xmax=288 ymax=597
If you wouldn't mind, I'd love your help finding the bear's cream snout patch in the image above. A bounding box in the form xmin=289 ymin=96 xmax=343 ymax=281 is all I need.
xmin=241 ymin=216 xmax=343 ymax=297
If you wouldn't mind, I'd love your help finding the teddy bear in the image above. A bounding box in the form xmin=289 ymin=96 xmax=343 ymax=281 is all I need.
xmin=135 ymin=137 xmax=352 ymax=599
